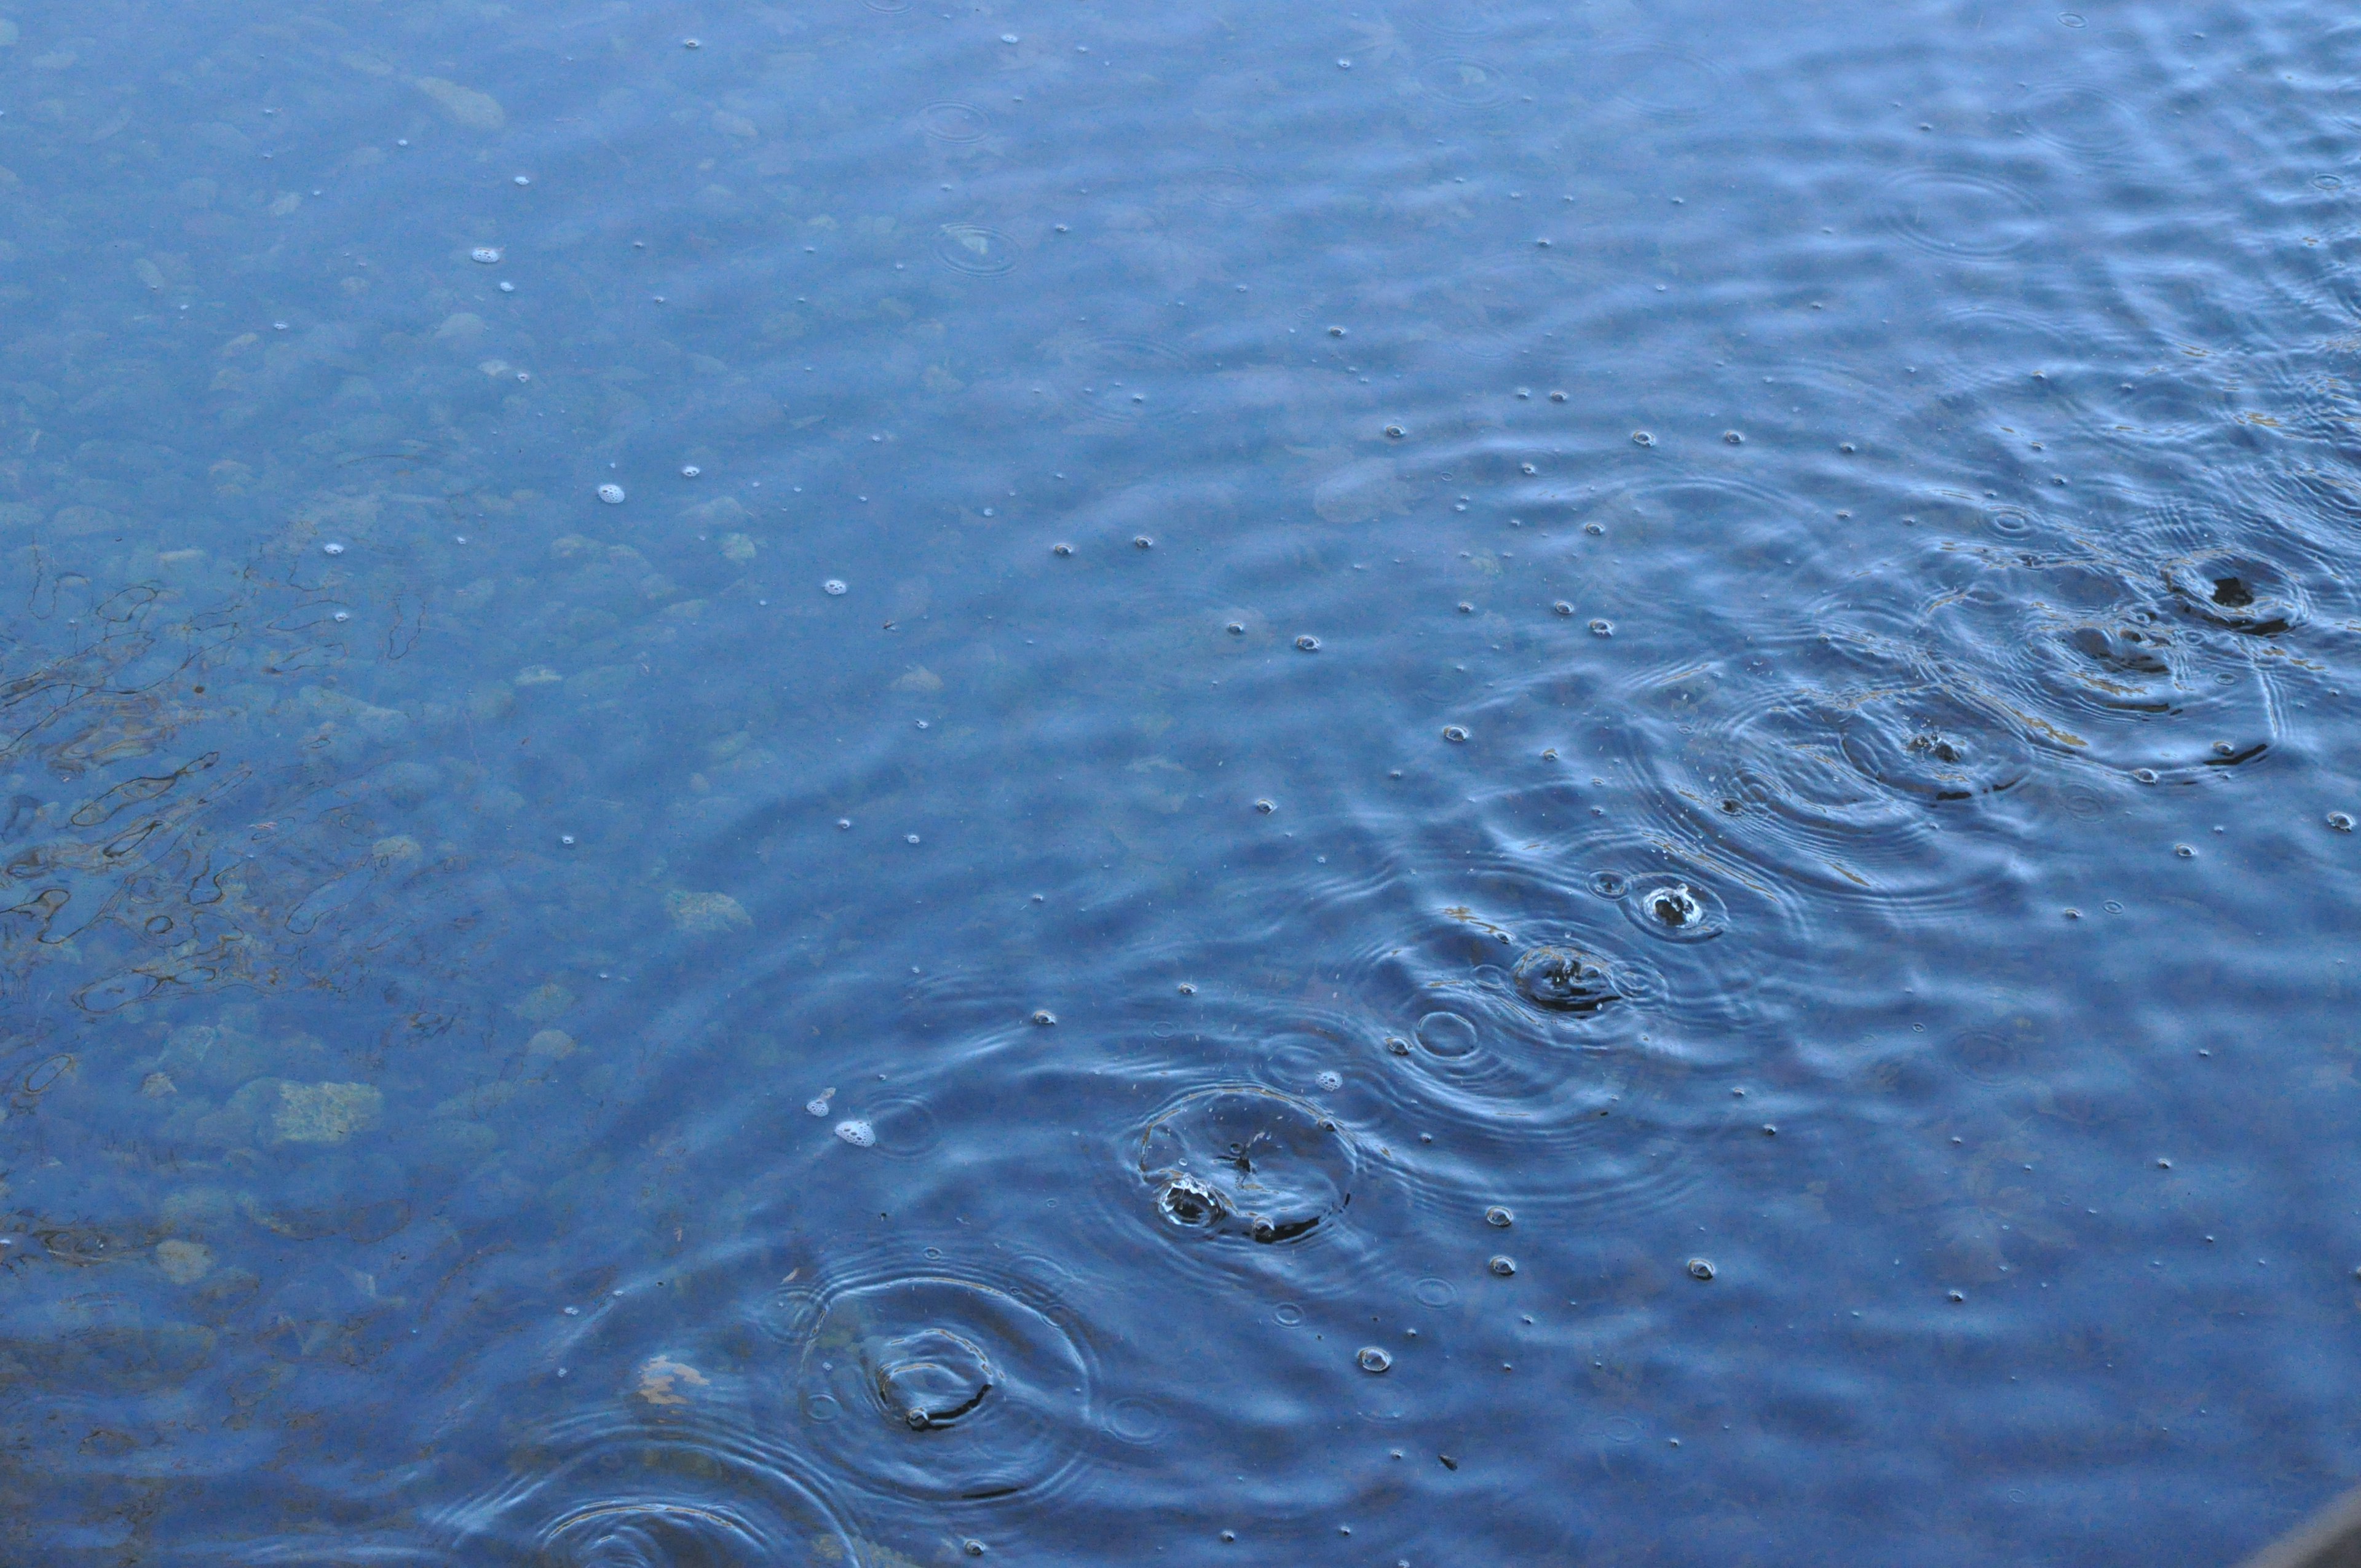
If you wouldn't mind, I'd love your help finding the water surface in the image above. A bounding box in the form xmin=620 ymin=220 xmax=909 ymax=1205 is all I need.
xmin=4 ymin=0 xmax=2360 ymax=1562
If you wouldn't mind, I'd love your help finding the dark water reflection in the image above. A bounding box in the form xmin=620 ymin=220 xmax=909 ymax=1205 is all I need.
xmin=3 ymin=0 xmax=2360 ymax=1561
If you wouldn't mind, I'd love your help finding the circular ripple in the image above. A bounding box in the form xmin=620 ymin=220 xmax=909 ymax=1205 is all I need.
xmin=1186 ymin=168 xmax=1260 ymax=208
xmin=2162 ymin=548 xmax=2304 ymax=636
xmin=767 ymin=1269 xmax=1093 ymax=1504
xmin=1139 ymin=1087 xmax=1353 ymax=1246
xmin=1509 ymin=944 xmax=1629 ymax=1013
xmin=1620 ymin=873 xmax=1731 ymax=942
xmin=1418 ymin=57 xmax=1514 ymax=106
xmin=1600 ymin=46 xmax=1731 ymax=120
xmin=445 ymin=1421 xmax=855 ymax=1567
xmin=1050 ymin=337 xmax=1192 ymax=425
xmin=933 ymin=224 xmax=1016 ymax=275
xmin=919 ymin=102 xmax=989 ymax=142
xmin=2014 ymin=82 xmax=2138 ymax=156
xmin=1880 ymin=170 xmax=2044 ymax=259
xmin=1836 ymin=687 xmax=2035 ymax=801
xmin=1915 ymin=547 xmax=2280 ymax=778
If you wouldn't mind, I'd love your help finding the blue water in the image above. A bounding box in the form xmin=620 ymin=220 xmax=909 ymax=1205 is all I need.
xmin=4 ymin=0 xmax=2360 ymax=1561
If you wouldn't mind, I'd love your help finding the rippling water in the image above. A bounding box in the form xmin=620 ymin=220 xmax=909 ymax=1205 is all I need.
xmin=4 ymin=0 xmax=2360 ymax=1561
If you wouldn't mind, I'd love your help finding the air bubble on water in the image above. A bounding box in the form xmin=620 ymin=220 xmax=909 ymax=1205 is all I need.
xmin=1442 ymin=725 xmax=1469 ymax=743
xmin=836 ymin=818 xmax=852 ymax=830
xmin=597 ymin=483 xmax=626 ymax=504
xmin=1631 ymin=430 xmax=1655 ymax=446
xmin=834 ymin=1119 xmax=876 ymax=1147
xmin=1584 ymin=521 xmax=1605 ymax=536
xmin=513 ymin=174 xmax=531 ymax=186
xmin=1723 ymin=430 xmax=1744 ymax=443
xmin=1554 ymin=601 xmax=1574 ymax=616
xmin=1315 ymin=1070 xmax=1343 ymax=1091
xmin=1551 ymin=390 xmax=1568 ymax=402
xmin=1053 ymin=543 xmax=1074 ymax=556
xmin=2132 ymin=768 xmax=2159 ymax=784
xmin=1295 ymin=635 xmax=1321 ymax=651
xmin=1254 ymin=799 xmax=1276 ymax=814
xmin=499 ymin=281 xmax=515 ymax=293
xmin=1356 ymin=1346 xmax=1393 ymax=1373
xmin=1589 ymin=619 xmax=1613 ymax=636
xmin=2329 ymin=812 xmax=2355 ymax=833
xmin=680 ymin=464 xmax=702 ymax=478
xmin=471 ymin=247 xmax=502 ymax=264
xmin=1687 ymin=1257 xmax=1716 ymax=1281
xmin=1032 ymin=1009 xmax=1058 ymax=1026
xmin=1226 ymin=622 xmax=1246 ymax=635
xmin=1457 ymin=602 xmax=1474 ymax=614
xmin=682 ymin=36 xmax=702 ymax=48
xmin=332 ymin=610 xmax=351 ymax=623
xmin=1385 ymin=424 xmax=1407 ymax=438
xmin=2173 ymin=844 xmax=2195 ymax=858
xmin=807 ymin=1089 xmax=835 ymax=1117
xmin=824 ymin=579 xmax=848 ymax=595
xmin=1134 ymin=535 xmax=1153 ymax=549
xmin=1488 ymin=1254 xmax=1517 ymax=1277
xmin=1327 ymin=325 xmax=1347 ymax=337
xmin=1485 ymin=1206 xmax=1513 ymax=1228
xmin=1001 ymin=31 xmax=1019 ymax=41
xmin=321 ymin=542 xmax=346 ymax=556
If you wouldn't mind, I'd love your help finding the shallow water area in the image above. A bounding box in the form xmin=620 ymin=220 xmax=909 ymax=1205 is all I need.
xmin=7 ymin=0 xmax=2361 ymax=1562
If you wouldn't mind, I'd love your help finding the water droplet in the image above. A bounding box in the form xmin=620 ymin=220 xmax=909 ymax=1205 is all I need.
xmin=1687 ymin=1257 xmax=1716 ymax=1281
xmin=1441 ymin=724 xmax=1469 ymax=743
xmin=834 ymin=1119 xmax=876 ymax=1147
xmin=1589 ymin=619 xmax=1613 ymax=636
xmin=470 ymin=247 xmax=502 ymax=264
xmin=1294 ymin=634 xmax=1321 ymax=652
xmin=1485 ymin=1206 xmax=1514 ymax=1228
xmin=823 ymin=579 xmax=848 ymax=595
xmin=596 ymin=483 xmax=626 ymax=504
xmin=1487 ymin=1254 xmax=1517 ymax=1277
xmin=1356 ymin=1346 xmax=1393 ymax=1373
xmin=1032 ymin=1009 xmax=1058 ymax=1026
